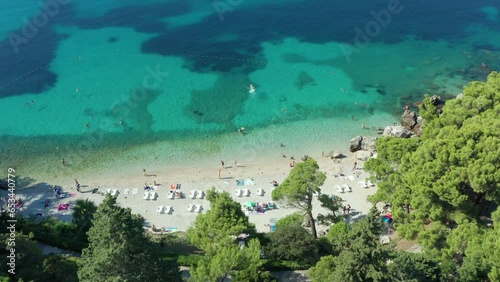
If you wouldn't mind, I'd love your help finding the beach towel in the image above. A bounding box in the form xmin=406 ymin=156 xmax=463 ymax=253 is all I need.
xmin=166 ymin=227 xmax=177 ymax=232
xmin=57 ymin=204 xmax=69 ymax=211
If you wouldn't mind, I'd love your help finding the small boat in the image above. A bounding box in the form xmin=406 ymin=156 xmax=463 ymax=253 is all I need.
xmin=249 ymin=84 xmax=255 ymax=93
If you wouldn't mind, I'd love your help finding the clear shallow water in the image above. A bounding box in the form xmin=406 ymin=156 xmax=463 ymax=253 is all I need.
xmin=1 ymin=0 xmax=499 ymax=177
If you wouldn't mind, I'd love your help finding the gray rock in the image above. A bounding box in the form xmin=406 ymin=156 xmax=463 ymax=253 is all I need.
xmin=401 ymin=110 xmax=418 ymax=129
xmin=383 ymin=126 xmax=412 ymax=138
xmin=361 ymin=136 xmax=378 ymax=151
xmin=355 ymin=150 xmax=373 ymax=161
xmin=349 ymin=136 xmax=363 ymax=152
xmin=332 ymin=151 xmax=342 ymax=158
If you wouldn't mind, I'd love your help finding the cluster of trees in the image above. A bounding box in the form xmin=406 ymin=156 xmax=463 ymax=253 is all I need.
xmin=364 ymin=72 xmax=500 ymax=281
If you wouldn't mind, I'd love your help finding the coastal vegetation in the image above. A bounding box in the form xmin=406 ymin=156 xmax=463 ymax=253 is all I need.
xmin=364 ymin=71 xmax=500 ymax=281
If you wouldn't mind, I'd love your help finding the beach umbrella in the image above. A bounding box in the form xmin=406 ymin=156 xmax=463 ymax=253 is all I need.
xmin=245 ymin=201 xmax=256 ymax=207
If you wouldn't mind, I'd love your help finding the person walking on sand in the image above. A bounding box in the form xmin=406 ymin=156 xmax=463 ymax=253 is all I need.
xmin=347 ymin=204 xmax=351 ymax=214
xmin=74 ymin=179 xmax=81 ymax=192
xmin=353 ymin=162 xmax=357 ymax=170
xmin=143 ymin=169 xmax=147 ymax=176
xmin=221 ymin=160 xmax=225 ymax=169
xmin=343 ymin=206 xmax=347 ymax=215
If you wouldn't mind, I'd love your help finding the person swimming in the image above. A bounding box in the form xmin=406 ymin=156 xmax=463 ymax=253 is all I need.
xmin=249 ymin=84 xmax=255 ymax=93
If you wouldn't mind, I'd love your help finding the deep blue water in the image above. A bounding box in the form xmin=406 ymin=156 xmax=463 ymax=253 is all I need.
xmin=1 ymin=0 xmax=499 ymax=98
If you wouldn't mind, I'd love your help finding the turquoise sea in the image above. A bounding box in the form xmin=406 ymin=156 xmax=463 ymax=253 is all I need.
xmin=1 ymin=0 xmax=499 ymax=178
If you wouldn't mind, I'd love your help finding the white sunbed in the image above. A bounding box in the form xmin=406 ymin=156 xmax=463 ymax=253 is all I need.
xmin=111 ymin=189 xmax=118 ymax=196
xmin=342 ymin=184 xmax=352 ymax=193
xmin=124 ymin=189 xmax=130 ymax=195
xmin=168 ymin=191 xmax=175 ymax=199
xmin=197 ymin=190 xmax=204 ymax=199
xmin=143 ymin=192 xmax=149 ymax=200
xmin=347 ymin=175 xmax=355 ymax=181
xmin=243 ymin=189 xmax=251 ymax=197
xmin=367 ymin=180 xmax=375 ymax=187
xmin=189 ymin=190 xmax=197 ymax=199
xmin=358 ymin=181 xmax=368 ymax=188
xmin=149 ymin=191 xmax=157 ymax=200
xmin=106 ymin=189 xmax=112 ymax=194
xmin=132 ymin=188 xmax=138 ymax=195
xmin=256 ymin=188 xmax=264 ymax=196
xmin=165 ymin=206 xmax=173 ymax=214
xmin=235 ymin=189 xmax=243 ymax=197
xmin=336 ymin=185 xmax=344 ymax=193
xmin=187 ymin=204 xmax=195 ymax=212
xmin=157 ymin=206 xmax=164 ymax=214
xmin=195 ymin=205 xmax=203 ymax=213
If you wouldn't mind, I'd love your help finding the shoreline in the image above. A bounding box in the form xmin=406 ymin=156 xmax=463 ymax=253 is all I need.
xmin=3 ymin=115 xmax=390 ymax=233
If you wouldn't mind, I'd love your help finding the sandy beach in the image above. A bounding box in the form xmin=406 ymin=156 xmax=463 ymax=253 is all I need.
xmin=3 ymin=146 xmax=378 ymax=234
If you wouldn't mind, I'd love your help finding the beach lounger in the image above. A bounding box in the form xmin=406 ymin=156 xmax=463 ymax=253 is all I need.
xmin=111 ymin=189 xmax=118 ymax=196
xmin=168 ymin=191 xmax=175 ymax=199
xmin=197 ymin=190 xmax=204 ymax=199
xmin=367 ymin=180 xmax=375 ymax=187
xmin=189 ymin=190 xmax=197 ymax=199
xmin=342 ymin=184 xmax=352 ymax=192
xmin=235 ymin=189 xmax=243 ymax=197
xmin=358 ymin=181 xmax=368 ymax=188
xmin=336 ymin=185 xmax=344 ymax=193
xmin=347 ymin=175 xmax=355 ymax=181
xmin=106 ymin=189 xmax=112 ymax=194
xmin=195 ymin=205 xmax=203 ymax=213
xmin=256 ymin=188 xmax=264 ymax=196
xmin=149 ymin=191 xmax=157 ymax=200
xmin=187 ymin=204 xmax=195 ymax=212
xmin=124 ymin=189 xmax=130 ymax=195
xmin=132 ymin=188 xmax=138 ymax=195
xmin=165 ymin=206 xmax=173 ymax=214
xmin=243 ymin=189 xmax=250 ymax=197
xmin=157 ymin=206 xmax=164 ymax=214
xmin=143 ymin=192 xmax=149 ymax=200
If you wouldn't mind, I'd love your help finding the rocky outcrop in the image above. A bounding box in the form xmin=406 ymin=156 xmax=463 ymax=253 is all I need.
xmin=349 ymin=136 xmax=363 ymax=152
xmin=401 ymin=110 xmax=418 ymax=129
xmin=383 ymin=126 xmax=412 ymax=138
xmin=361 ymin=136 xmax=377 ymax=151
xmin=349 ymin=136 xmax=378 ymax=152
xmin=355 ymin=150 xmax=373 ymax=161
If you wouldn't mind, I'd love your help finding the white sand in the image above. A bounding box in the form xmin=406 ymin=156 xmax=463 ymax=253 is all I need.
xmin=2 ymin=151 xmax=377 ymax=234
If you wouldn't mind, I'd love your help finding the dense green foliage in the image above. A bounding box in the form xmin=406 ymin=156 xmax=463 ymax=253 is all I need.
xmin=272 ymin=158 xmax=326 ymax=238
xmin=0 ymin=232 xmax=44 ymax=281
xmin=263 ymin=225 xmax=317 ymax=264
xmin=78 ymin=195 xmax=181 ymax=282
xmin=42 ymin=255 xmax=79 ymax=282
xmin=275 ymin=212 xmax=303 ymax=230
xmin=308 ymin=207 xmax=393 ymax=282
xmin=317 ymin=194 xmax=343 ymax=226
xmin=388 ymin=252 xmax=441 ymax=282
xmin=365 ymin=72 xmax=500 ymax=280
xmin=72 ymin=199 xmax=97 ymax=239
xmin=187 ymin=189 xmax=263 ymax=281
